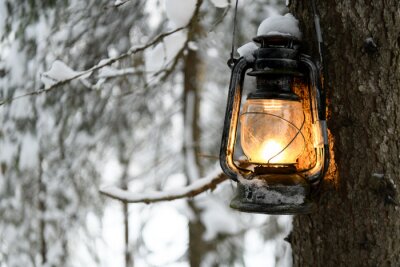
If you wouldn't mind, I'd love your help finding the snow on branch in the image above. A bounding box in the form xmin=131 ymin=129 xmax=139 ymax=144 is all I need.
xmin=0 ymin=27 xmax=185 ymax=106
xmin=100 ymin=169 xmax=228 ymax=204
xmin=0 ymin=0 xmax=205 ymax=107
xmin=97 ymin=67 xmax=143 ymax=79
xmin=113 ymin=0 xmax=129 ymax=8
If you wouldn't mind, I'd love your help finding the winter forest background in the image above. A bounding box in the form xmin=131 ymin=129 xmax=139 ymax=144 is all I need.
xmin=0 ymin=0 xmax=294 ymax=266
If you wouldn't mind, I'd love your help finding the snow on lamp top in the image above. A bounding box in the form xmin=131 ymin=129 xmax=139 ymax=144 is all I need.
xmin=257 ymin=13 xmax=301 ymax=39
xmin=238 ymin=13 xmax=302 ymax=62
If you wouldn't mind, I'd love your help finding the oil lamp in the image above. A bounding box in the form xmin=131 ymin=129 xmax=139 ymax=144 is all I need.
xmin=220 ymin=35 xmax=329 ymax=214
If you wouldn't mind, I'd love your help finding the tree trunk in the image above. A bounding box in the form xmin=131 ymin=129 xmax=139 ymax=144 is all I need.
xmin=290 ymin=1 xmax=400 ymax=266
xmin=122 ymin=195 xmax=133 ymax=267
xmin=183 ymin=42 xmax=209 ymax=267
xmin=38 ymin=154 xmax=47 ymax=265
xmin=182 ymin=12 xmax=214 ymax=266
xmin=119 ymin=143 xmax=134 ymax=267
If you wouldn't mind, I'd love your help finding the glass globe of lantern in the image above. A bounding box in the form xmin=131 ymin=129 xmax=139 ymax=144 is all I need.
xmin=240 ymin=98 xmax=305 ymax=165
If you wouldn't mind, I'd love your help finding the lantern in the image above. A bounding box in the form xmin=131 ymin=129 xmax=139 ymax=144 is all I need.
xmin=220 ymin=35 xmax=329 ymax=214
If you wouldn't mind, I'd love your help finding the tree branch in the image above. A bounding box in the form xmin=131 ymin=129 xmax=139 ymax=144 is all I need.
xmin=99 ymin=169 xmax=228 ymax=204
xmin=0 ymin=27 xmax=185 ymax=106
xmin=0 ymin=0 xmax=208 ymax=107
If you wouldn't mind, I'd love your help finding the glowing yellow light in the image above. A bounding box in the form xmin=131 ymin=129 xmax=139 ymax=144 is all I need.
xmin=259 ymin=140 xmax=285 ymax=163
xmin=240 ymin=99 xmax=306 ymax=165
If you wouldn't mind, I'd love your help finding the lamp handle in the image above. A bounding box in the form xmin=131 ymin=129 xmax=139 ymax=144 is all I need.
xmin=220 ymin=57 xmax=253 ymax=181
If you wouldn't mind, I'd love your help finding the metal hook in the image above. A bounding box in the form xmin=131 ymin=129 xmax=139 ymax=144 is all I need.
xmin=227 ymin=58 xmax=238 ymax=70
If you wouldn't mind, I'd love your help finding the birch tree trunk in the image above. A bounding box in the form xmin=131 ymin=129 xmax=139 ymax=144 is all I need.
xmin=290 ymin=1 xmax=400 ymax=266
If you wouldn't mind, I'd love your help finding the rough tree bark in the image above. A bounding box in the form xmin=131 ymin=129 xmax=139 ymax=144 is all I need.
xmin=290 ymin=1 xmax=400 ymax=266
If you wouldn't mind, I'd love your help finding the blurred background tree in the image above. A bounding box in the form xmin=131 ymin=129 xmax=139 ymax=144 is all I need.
xmin=0 ymin=0 xmax=293 ymax=266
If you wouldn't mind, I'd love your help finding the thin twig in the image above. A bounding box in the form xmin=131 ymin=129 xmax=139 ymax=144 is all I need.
xmin=117 ymin=0 xmax=204 ymax=97
xmin=209 ymin=5 xmax=231 ymax=32
xmin=99 ymin=170 xmax=228 ymax=203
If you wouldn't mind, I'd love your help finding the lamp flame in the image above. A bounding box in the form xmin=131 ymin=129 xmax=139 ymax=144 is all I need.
xmin=259 ymin=139 xmax=285 ymax=163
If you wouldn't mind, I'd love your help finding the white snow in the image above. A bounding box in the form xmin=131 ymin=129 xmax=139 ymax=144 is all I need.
xmin=245 ymin=231 xmax=276 ymax=266
xmin=237 ymin=42 xmax=258 ymax=62
xmin=0 ymin=140 xmax=18 ymax=165
xmin=97 ymin=66 xmax=137 ymax=79
xmin=207 ymin=47 xmax=219 ymax=58
xmin=145 ymin=30 xmax=187 ymax=73
xmin=9 ymin=96 xmax=34 ymax=119
xmin=25 ymin=15 xmax=50 ymax=54
xmin=101 ymin=157 xmax=124 ymax=185
xmin=19 ymin=134 xmax=39 ymax=170
xmin=237 ymin=13 xmax=302 ymax=62
xmin=197 ymin=196 xmax=240 ymax=240
xmin=142 ymin=205 xmax=188 ymax=265
xmin=257 ymin=13 xmax=302 ymax=39
xmin=145 ymin=0 xmax=164 ymax=29
xmin=209 ymin=0 xmax=229 ymax=8
xmin=188 ymin=41 xmax=199 ymax=51
xmin=372 ymin=173 xmax=384 ymax=179
xmin=165 ymin=0 xmax=197 ymax=27
xmin=41 ymin=60 xmax=91 ymax=88
xmin=0 ymin=1 xmax=5 ymax=36
xmin=2 ymin=42 xmax=27 ymax=87
xmin=114 ymin=0 xmax=124 ymax=5
xmin=237 ymin=176 xmax=305 ymax=205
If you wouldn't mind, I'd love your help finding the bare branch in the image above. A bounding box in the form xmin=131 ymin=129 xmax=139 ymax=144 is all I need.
xmin=209 ymin=5 xmax=231 ymax=32
xmin=0 ymin=27 xmax=185 ymax=107
xmin=100 ymin=170 xmax=228 ymax=203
